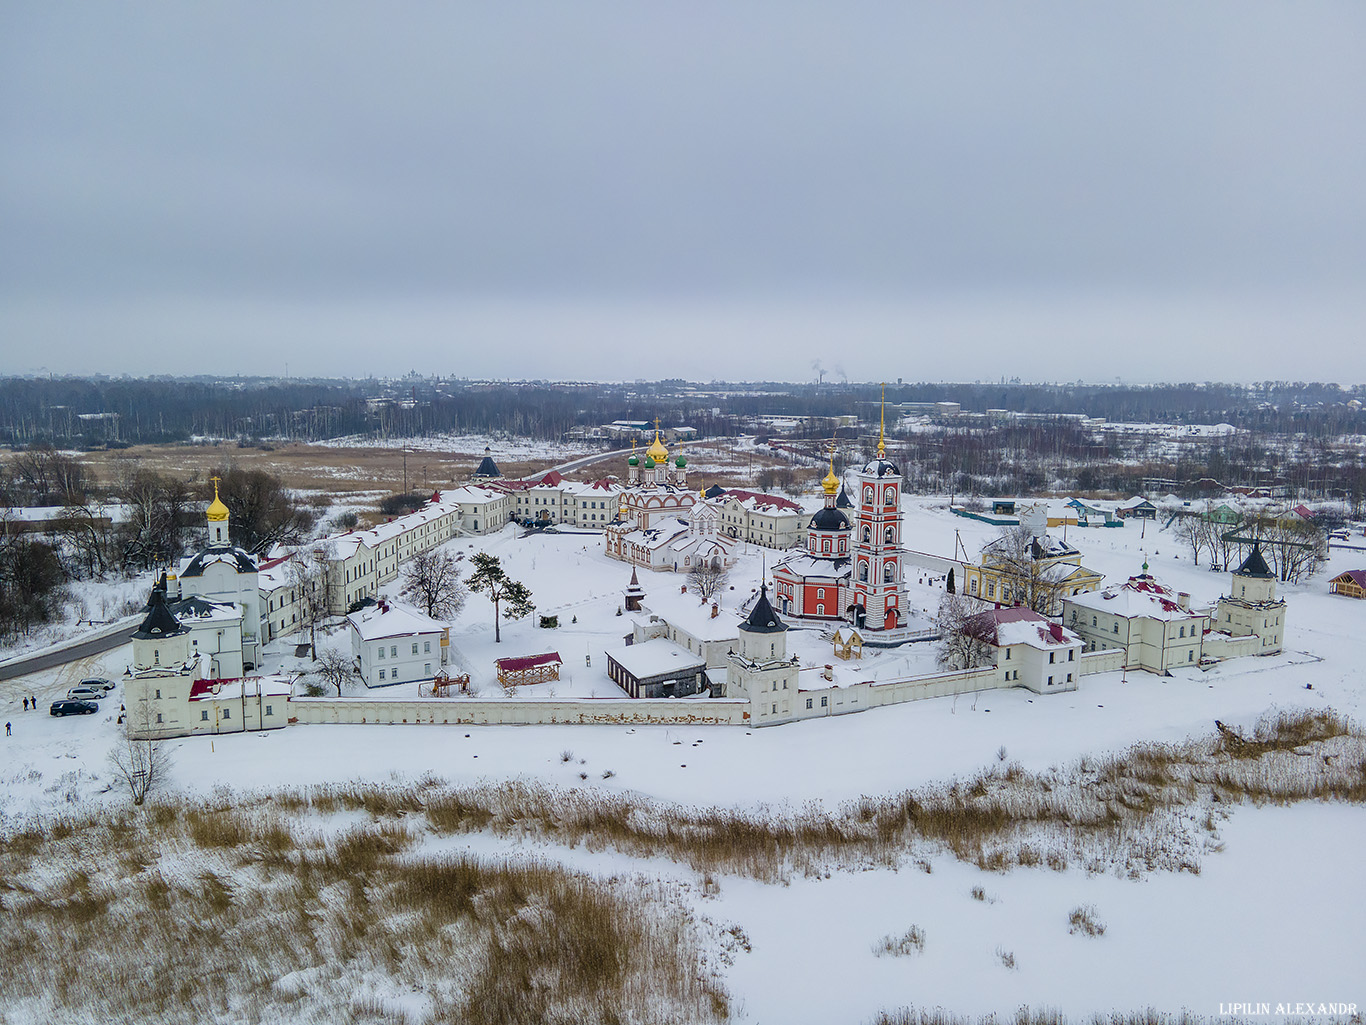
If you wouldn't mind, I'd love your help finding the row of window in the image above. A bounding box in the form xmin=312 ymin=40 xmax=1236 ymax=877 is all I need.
xmin=377 ymin=664 xmax=432 ymax=681
xmin=198 ymin=706 xmax=274 ymax=721
xmin=376 ymin=640 xmax=432 ymax=659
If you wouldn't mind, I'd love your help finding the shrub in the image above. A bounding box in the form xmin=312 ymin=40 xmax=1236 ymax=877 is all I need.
xmin=1068 ymin=904 xmax=1106 ymax=937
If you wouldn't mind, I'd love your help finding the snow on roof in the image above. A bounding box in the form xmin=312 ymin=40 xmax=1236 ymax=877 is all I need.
xmin=495 ymin=652 xmax=562 ymax=672
xmin=1119 ymin=496 xmax=1156 ymax=509
xmin=1331 ymin=570 xmax=1366 ymax=588
xmin=965 ymin=607 xmax=1080 ymax=649
xmin=256 ymin=552 xmax=298 ymax=590
xmin=773 ymin=552 xmax=852 ymax=580
xmin=1066 ymin=575 xmax=1206 ymax=621
xmin=168 ymin=596 xmax=242 ymax=624
xmin=720 ymin=489 xmax=803 ymax=514
xmin=188 ymin=675 xmax=293 ymax=701
xmin=604 ymin=638 xmax=706 ymax=680
xmin=347 ymin=600 xmax=446 ymax=640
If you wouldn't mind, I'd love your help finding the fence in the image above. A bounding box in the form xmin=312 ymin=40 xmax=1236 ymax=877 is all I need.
xmin=289 ymin=695 xmax=751 ymax=727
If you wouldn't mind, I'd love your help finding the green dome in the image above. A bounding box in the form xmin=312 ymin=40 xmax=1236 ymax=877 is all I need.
xmin=644 ymin=457 xmax=656 ymax=468
xmin=675 ymin=455 xmax=687 ymax=468
xmin=628 ymin=454 xmax=639 ymax=465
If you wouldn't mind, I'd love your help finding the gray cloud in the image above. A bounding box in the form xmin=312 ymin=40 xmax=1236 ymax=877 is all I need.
xmin=2 ymin=2 xmax=1363 ymax=381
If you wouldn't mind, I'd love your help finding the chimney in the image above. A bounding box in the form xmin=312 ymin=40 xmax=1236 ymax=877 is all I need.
xmin=1177 ymin=592 xmax=1190 ymax=610
xmin=711 ymin=602 xmax=719 ymax=619
xmin=1049 ymin=622 xmax=1063 ymax=642
xmin=823 ymin=664 xmax=834 ymax=681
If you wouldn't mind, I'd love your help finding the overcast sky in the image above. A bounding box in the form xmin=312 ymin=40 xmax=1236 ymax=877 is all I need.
xmin=2 ymin=3 xmax=1363 ymax=384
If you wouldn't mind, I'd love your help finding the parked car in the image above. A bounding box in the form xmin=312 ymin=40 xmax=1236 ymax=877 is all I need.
xmin=66 ymin=686 xmax=103 ymax=702
xmin=50 ymin=699 xmax=99 ymax=716
xmin=79 ymin=677 xmax=116 ymax=693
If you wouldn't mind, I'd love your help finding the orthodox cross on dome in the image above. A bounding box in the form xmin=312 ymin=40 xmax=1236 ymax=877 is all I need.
xmin=821 ymin=434 xmax=840 ymax=495
xmin=206 ymin=475 xmax=230 ymax=523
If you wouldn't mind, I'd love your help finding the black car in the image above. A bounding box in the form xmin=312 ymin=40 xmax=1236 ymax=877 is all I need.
xmin=50 ymin=699 xmax=99 ymax=716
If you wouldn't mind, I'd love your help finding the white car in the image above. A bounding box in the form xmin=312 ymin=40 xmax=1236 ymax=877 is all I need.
xmin=79 ymin=677 xmax=116 ymax=694
xmin=66 ymin=686 xmax=104 ymax=702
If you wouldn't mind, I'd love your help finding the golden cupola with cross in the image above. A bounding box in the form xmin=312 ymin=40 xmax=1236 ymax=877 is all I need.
xmin=206 ymin=476 xmax=231 ymax=544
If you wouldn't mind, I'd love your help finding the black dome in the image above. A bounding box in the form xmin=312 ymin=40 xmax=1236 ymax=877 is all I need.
xmin=133 ymin=589 xmax=188 ymax=639
xmin=809 ymin=506 xmax=851 ymax=531
xmin=862 ymin=457 xmax=900 ymax=477
xmin=741 ymin=586 xmax=786 ymax=634
xmin=180 ymin=546 xmax=258 ymax=578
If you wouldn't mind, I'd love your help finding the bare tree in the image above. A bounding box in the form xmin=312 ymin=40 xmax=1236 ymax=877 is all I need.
xmin=312 ymin=648 xmax=356 ymax=696
xmin=982 ymin=525 xmax=1068 ymax=616
xmin=934 ymin=592 xmax=993 ymax=671
xmin=108 ymin=700 xmax=171 ymax=806
xmin=1246 ymin=512 xmax=1327 ymax=583
xmin=401 ymin=548 xmax=467 ymax=620
xmin=687 ymin=557 xmax=729 ymax=603
xmin=289 ymin=543 xmax=336 ymax=655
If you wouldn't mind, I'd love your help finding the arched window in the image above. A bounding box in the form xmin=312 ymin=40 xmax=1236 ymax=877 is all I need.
xmin=862 ymin=526 xmax=871 ymax=543
xmin=885 ymin=526 xmax=895 ymax=544
xmin=859 ymin=562 xmax=869 ymax=582
xmin=884 ymin=563 xmax=896 ymax=582
xmin=863 ymin=486 xmax=873 ymax=505
xmin=884 ymin=487 xmax=896 ymax=507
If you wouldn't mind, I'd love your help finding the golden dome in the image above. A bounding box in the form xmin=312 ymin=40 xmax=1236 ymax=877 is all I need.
xmin=821 ymin=466 xmax=841 ymax=496
xmin=206 ymin=476 xmax=230 ymax=522
xmin=646 ymin=429 xmax=669 ymax=465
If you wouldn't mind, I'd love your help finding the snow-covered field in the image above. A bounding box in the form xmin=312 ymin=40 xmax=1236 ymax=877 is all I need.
xmin=2 ymin=497 xmax=1363 ymax=1022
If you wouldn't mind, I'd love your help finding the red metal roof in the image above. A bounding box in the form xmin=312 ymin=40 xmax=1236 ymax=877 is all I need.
xmin=495 ymin=652 xmax=563 ymax=672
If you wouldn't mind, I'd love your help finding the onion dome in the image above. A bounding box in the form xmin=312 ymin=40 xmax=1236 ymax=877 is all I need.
xmin=675 ymin=454 xmax=687 ymax=468
xmin=628 ymin=439 xmax=639 ymax=466
xmin=206 ymin=477 xmax=230 ymax=522
xmin=646 ymin=429 xmax=669 ymax=465
xmin=821 ymin=465 xmax=841 ymax=496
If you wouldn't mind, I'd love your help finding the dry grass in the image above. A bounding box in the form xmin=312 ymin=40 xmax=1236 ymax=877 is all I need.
xmin=260 ymin=707 xmax=1366 ymax=884
xmin=0 ymin=794 xmax=728 ymax=1025
xmin=1068 ymin=904 xmax=1106 ymax=937
xmin=872 ymin=1011 xmax=1361 ymax=1025
xmin=69 ymin=436 xmax=800 ymax=503
xmin=874 ymin=925 xmax=926 ymax=957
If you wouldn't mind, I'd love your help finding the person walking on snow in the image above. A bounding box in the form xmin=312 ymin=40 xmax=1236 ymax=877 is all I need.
xmin=22 ymin=697 xmax=28 ymax=711
xmin=5 ymin=722 xmax=10 ymax=736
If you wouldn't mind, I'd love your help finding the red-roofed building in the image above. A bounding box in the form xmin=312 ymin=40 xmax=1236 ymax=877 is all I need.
xmin=963 ymin=607 xmax=1083 ymax=694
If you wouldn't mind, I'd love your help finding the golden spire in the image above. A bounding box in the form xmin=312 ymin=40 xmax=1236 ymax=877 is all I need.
xmin=206 ymin=475 xmax=230 ymax=522
xmin=877 ymin=382 xmax=886 ymax=458
xmin=821 ymin=435 xmax=840 ymax=496
xmin=646 ymin=416 xmax=669 ymax=464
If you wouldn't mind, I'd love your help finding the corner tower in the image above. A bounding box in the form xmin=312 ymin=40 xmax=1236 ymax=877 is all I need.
xmin=1216 ymin=542 xmax=1286 ymax=655
xmin=726 ymin=586 xmax=798 ymax=723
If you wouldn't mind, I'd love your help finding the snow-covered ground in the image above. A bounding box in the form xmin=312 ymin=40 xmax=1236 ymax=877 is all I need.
xmin=2 ymin=496 xmax=1363 ymax=1021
